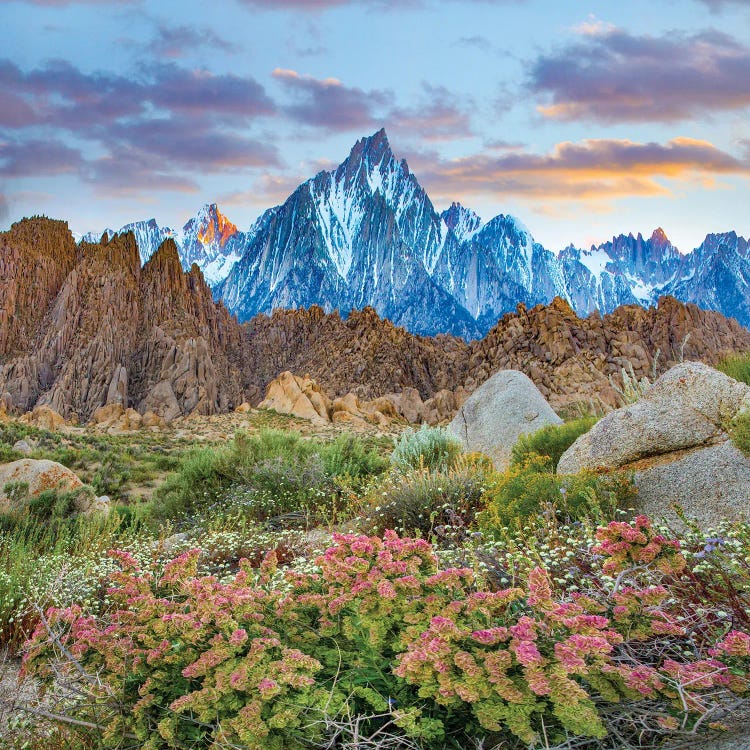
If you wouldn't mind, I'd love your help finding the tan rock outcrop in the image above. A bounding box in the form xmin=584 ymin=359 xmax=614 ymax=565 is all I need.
xmin=259 ymin=372 xmax=331 ymax=424
xmin=260 ymin=372 xmax=404 ymax=427
xmin=20 ymin=405 xmax=67 ymax=431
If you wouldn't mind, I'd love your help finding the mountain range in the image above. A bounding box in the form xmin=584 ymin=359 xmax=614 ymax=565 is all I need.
xmin=3 ymin=217 xmax=750 ymax=425
xmin=82 ymin=129 xmax=750 ymax=338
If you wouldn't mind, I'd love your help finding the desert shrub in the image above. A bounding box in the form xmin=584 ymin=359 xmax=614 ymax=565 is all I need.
xmin=0 ymin=444 xmax=21 ymax=463
xmin=511 ymin=417 xmax=597 ymax=471
xmin=152 ymin=429 xmax=386 ymax=525
xmin=26 ymin=488 xmax=83 ymax=521
xmin=363 ymin=463 xmax=488 ymax=544
xmin=390 ymin=424 xmax=463 ymax=473
xmin=23 ymin=526 xmax=750 ymax=750
xmin=729 ymin=410 xmax=750 ymax=456
xmin=150 ymin=446 xmax=232 ymax=521
xmin=478 ymin=456 xmax=637 ymax=533
xmin=717 ymin=351 xmax=750 ymax=385
xmin=320 ymin=432 xmax=389 ymax=481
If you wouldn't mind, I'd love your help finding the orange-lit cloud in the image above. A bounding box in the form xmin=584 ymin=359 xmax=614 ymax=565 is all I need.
xmin=403 ymin=137 xmax=750 ymax=204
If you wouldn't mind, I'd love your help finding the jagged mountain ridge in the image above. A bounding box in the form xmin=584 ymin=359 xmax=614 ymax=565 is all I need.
xmin=1 ymin=218 xmax=252 ymax=422
xmin=2 ymin=218 xmax=750 ymax=422
xmin=82 ymin=203 xmax=244 ymax=286
xmin=83 ymin=129 xmax=750 ymax=336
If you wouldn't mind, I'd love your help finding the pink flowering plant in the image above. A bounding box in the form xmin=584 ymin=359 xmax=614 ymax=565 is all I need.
xmin=23 ymin=549 xmax=329 ymax=750
xmin=21 ymin=522 xmax=750 ymax=750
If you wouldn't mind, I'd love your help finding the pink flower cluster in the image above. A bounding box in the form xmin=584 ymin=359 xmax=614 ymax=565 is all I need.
xmin=593 ymin=515 xmax=686 ymax=576
xmin=21 ymin=523 xmax=750 ymax=750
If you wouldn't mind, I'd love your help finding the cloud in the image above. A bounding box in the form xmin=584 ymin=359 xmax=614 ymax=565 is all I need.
xmin=530 ymin=28 xmax=750 ymax=122
xmin=273 ymin=68 xmax=391 ymax=130
xmin=273 ymin=71 xmax=474 ymax=138
xmin=0 ymin=58 xmax=279 ymax=193
xmin=569 ymin=15 xmax=615 ymax=37
xmin=454 ymin=35 xmax=493 ymax=51
xmin=0 ymin=59 xmax=275 ymax=129
xmin=106 ymin=119 xmax=281 ymax=170
xmin=0 ymin=138 xmax=84 ymax=177
xmin=389 ymin=83 xmax=474 ymax=141
xmin=147 ymin=24 xmax=238 ymax=59
xmin=697 ymin=0 xmax=747 ymax=10
xmin=86 ymin=148 xmax=200 ymax=195
xmin=403 ymin=137 xmax=750 ymax=204
xmin=0 ymin=193 xmax=8 ymax=224
xmin=144 ymin=63 xmax=275 ymax=121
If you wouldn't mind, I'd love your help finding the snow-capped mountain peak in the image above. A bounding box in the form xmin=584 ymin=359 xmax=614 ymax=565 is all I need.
xmin=83 ymin=131 xmax=750 ymax=337
xmin=441 ymin=202 xmax=482 ymax=242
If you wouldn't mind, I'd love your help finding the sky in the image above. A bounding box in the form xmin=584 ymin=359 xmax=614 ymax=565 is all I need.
xmin=1 ymin=0 xmax=750 ymax=253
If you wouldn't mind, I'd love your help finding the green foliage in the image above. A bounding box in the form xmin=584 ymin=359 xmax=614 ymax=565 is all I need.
xmin=0 ymin=423 xmax=185 ymax=500
xmin=22 ymin=528 xmax=750 ymax=750
xmin=717 ymin=352 xmax=750 ymax=385
xmin=151 ymin=429 xmax=387 ymax=525
xmin=363 ymin=461 xmax=488 ymax=544
xmin=510 ymin=417 xmax=597 ymax=471
xmin=390 ymin=424 xmax=463 ymax=473
xmin=478 ymin=456 xmax=637 ymax=533
xmin=730 ymin=410 xmax=750 ymax=457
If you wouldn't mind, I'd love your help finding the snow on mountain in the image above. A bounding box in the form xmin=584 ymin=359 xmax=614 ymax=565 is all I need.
xmin=81 ymin=204 xmax=245 ymax=287
xmin=83 ymin=130 xmax=750 ymax=337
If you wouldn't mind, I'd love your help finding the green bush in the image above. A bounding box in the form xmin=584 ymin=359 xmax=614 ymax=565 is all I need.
xmin=511 ymin=417 xmax=597 ymax=471
xmin=363 ymin=460 xmax=489 ymax=543
xmin=717 ymin=352 xmax=750 ymax=385
xmin=390 ymin=424 xmax=463 ymax=472
xmin=478 ymin=455 xmax=637 ymax=533
xmin=321 ymin=433 xmax=389 ymax=480
xmin=730 ymin=410 xmax=750 ymax=456
xmin=151 ymin=429 xmax=387 ymax=524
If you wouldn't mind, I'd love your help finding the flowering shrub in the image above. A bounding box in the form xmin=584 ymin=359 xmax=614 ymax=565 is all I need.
xmin=592 ymin=515 xmax=686 ymax=578
xmin=21 ymin=524 xmax=750 ymax=750
xmin=24 ymin=550 xmax=331 ymax=750
xmin=478 ymin=456 xmax=637 ymax=531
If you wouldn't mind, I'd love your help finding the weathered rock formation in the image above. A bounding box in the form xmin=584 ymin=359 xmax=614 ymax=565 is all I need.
xmin=244 ymin=297 xmax=750 ymax=416
xmin=0 ymin=219 xmax=252 ymax=423
xmin=258 ymin=371 xmax=401 ymax=429
xmin=448 ymin=370 xmax=563 ymax=469
xmin=558 ymin=362 xmax=750 ymax=527
xmin=1 ymin=218 xmax=749 ymax=425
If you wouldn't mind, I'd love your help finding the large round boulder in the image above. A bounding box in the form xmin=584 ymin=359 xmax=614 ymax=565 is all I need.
xmin=448 ymin=370 xmax=563 ymax=469
xmin=0 ymin=459 xmax=107 ymax=515
xmin=558 ymin=361 xmax=750 ymax=527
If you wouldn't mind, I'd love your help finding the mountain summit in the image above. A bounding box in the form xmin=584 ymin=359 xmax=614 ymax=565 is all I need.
xmin=84 ymin=130 xmax=750 ymax=336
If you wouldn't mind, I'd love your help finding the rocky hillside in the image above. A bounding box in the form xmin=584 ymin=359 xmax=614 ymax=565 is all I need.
xmin=1 ymin=217 xmax=749 ymax=422
xmin=0 ymin=218 xmax=251 ymax=422
xmin=243 ymin=297 xmax=750 ymax=414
